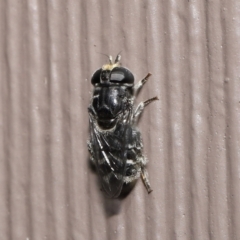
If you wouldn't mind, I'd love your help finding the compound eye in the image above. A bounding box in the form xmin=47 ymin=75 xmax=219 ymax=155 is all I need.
xmin=110 ymin=67 xmax=134 ymax=84
xmin=91 ymin=68 xmax=102 ymax=85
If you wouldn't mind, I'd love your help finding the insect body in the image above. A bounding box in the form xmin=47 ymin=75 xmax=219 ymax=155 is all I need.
xmin=88 ymin=54 xmax=158 ymax=198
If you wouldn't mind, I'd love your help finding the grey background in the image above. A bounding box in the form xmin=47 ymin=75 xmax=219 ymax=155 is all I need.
xmin=1 ymin=0 xmax=240 ymax=239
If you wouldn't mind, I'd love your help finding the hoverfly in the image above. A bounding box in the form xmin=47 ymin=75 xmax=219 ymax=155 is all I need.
xmin=88 ymin=54 xmax=158 ymax=198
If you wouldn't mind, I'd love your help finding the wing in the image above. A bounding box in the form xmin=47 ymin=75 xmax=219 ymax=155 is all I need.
xmin=89 ymin=112 xmax=132 ymax=198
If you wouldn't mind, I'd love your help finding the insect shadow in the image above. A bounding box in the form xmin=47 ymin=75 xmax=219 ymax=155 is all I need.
xmin=102 ymin=183 xmax=138 ymax=217
xmin=88 ymin=157 xmax=136 ymax=216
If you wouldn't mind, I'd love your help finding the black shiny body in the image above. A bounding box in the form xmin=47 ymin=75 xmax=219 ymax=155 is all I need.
xmin=88 ymin=56 xmax=155 ymax=198
xmin=91 ymin=86 xmax=132 ymax=129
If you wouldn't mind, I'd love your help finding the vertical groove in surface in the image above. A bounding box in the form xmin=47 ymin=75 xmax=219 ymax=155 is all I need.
xmin=222 ymin=0 xmax=240 ymax=237
xmin=206 ymin=1 xmax=229 ymax=239
xmin=167 ymin=0 xmax=191 ymax=238
xmin=1 ymin=0 xmax=240 ymax=239
xmin=27 ymin=0 xmax=41 ymax=238
xmin=188 ymin=1 xmax=209 ymax=239
xmin=6 ymin=1 xmax=29 ymax=239
xmin=221 ymin=1 xmax=233 ymax=238
xmin=47 ymin=1 xmax=69 ymax=239
xmin=0 ymin=0 xmax=9 ymax=238
xmin=147 ymin=1 xmax=168 ymax=239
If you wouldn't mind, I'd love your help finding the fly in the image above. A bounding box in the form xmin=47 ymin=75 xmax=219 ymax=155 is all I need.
xmin=88 ymin=54 xmax=158 ymax=198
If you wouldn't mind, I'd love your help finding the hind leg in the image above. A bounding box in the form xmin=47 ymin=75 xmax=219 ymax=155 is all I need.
xmin=141 ymin=164 xmax=153 ymax=193
xmin=124 ymin=129 xmax=153 ymax=194
xmin=125 ymin=154 xmax=152 ymax=194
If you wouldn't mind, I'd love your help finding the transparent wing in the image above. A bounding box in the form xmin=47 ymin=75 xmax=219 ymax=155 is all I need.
xmin=89 ymin=112 xmax=131 ymax=198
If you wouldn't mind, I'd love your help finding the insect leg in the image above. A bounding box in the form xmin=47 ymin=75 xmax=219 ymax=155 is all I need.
xmin=141 ymin=165 xmax=153 ymax=193
xmin=134 ymin=73 xmax=152 ymax=95
xmin=133 ymin=96 xmax=158 ymax=123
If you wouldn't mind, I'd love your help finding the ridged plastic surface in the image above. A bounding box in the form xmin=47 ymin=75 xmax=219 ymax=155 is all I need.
xmin=1 ymin=0 xmax=240 ymax=239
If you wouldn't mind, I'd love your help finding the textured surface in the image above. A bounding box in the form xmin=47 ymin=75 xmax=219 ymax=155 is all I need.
xmin=1 ymin=0 xmax=240 ymax=239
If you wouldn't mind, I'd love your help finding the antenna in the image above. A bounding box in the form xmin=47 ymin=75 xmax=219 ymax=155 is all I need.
xmin=97 ymin=52 xmax=113 ymax=64
xmin=114 ymin=51 xmax=122 ymax=63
